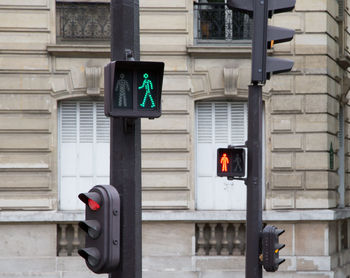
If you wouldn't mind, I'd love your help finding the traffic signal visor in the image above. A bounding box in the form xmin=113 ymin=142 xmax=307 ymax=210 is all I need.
xmin=79 ymin=192 xmax=102 ymax=211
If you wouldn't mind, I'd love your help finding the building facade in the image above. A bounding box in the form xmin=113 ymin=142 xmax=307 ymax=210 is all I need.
xmin=0 ymin=0 xmax=350 ymax=277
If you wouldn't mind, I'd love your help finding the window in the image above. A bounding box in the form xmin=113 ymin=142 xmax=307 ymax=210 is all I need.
xmin=194 ymin=0 xmax=252 ymax=42
xmin=59 ymin=100 xmax=110 ymax=210
xmin=56 ymin=2 xmax=110 ymax=43
xmin=195 ymin=101 xmax=248 ymax=210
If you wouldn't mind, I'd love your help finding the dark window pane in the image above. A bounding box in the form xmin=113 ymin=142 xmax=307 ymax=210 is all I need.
xmin=194 ymin=2 xmax=252 ymax=42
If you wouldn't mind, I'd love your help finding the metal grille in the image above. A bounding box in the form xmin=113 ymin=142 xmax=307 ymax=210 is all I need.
xmin=56 ymin=2 xmax=110 ymax=41
xmin=194 ymin=2 xmax=252 ymax=42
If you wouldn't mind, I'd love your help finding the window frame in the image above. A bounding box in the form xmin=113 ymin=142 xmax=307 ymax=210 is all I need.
xmin=194 ymin=99 xmax=265 ymax=211
xmin=58 ymin=99 xmax=110 ymax=211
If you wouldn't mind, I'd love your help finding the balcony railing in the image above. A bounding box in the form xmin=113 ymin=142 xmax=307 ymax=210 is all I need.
xmin=194 ymin=2 xmax=252 ymax=42
xmin=56 ymin=2 xmax=110 ymax=42
xmin=196 ymin=222 xmax=246 ymax=256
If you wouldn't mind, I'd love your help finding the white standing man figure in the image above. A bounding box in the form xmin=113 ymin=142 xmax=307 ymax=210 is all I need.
xmin=115 ymin=73 xmax=130 ymax=107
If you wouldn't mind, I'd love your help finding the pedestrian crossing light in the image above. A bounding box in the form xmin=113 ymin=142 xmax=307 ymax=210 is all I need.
xmin=104 ymin=61 xmax=164 ymax=118
xmin=217 ymin=147 xmax=246 ymax=179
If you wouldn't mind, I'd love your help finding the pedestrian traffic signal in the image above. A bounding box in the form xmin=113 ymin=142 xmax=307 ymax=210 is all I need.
xmin=262 ymin=225 xmax=285 ymax=272
xmin=217 ymin=147 xmax=246 ymax=179
xmin=78 ymin=185 xmax=121 ymax=274
xmin=104 ymin=61 xmax=164 ymax=118
xmin=228 ymin=0 xmax=295 ymax=83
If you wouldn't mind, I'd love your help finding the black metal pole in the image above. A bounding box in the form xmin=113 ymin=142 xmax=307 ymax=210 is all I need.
xmin=110 ymin=1 xmax=142 ymax=278
xmin=245 ymin=84 xmax=263 ymax=278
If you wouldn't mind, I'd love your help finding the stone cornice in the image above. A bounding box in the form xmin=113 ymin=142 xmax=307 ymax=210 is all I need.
xmin=187 ymin=44 xmax=252 ymax=58
xmin=1 ymin=209 xmax=350 ymax=223
xmin=47 ymin=44 xmax=110 ymax=58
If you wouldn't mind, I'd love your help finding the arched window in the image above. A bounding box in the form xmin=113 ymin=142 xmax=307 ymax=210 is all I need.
xmin=195 ymin=101 xmax=248 ymax=210
xmin=58 ymin=100 xmax=110 ymax=210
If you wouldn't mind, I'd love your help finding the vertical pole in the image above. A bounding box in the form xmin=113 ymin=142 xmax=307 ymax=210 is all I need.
xmin=110 ymin=1 xmax=142 ymax=278
xmin=245 ymin=84 xmax=263 ymax=278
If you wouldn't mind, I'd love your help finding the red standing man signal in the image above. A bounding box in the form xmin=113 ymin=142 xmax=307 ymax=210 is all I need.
xmin=220 ymin=153 xmax=229 ymax=172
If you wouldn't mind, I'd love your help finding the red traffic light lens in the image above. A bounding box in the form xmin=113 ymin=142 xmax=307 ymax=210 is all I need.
xmin=88 ymin=199 xmax=100 ymax=211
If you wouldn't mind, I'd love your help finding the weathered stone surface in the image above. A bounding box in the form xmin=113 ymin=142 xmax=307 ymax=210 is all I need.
xmin=143 ymin=256 xmax=192 ymax=271
xmin=142 ymin=134 xmax=189 ymax=150
xmin=142 ymin=114 xmax=190 ymax=132
xmin=142 ymin=190 xmax=190 ymax=209
xmin=0 ymin=133 xmax=50 ymax=150
xmin=305 ymin=133 xmax=330 ymax=151
xmin=295 ymin=153 xmax=328 ymax=170
xmin=295 ymin=114 xmax=328 ymax=133
xmin=295 ymin=75 xmax=328 ymax=94
xmin=0 ymin=224 xmax=56 ymax=257
xmin=271 ymin=115 xmax=294 ymax=132
xmin=162 ymin=94 xmax=189 ymax=112
xmin=140 ymin=13 xmax=188 ymax=32
xmin=271 ymin=95 xmax=303 ymax=113
xmin=296 ymin=256 xmax=332 ymax=271
xmin=295 ymin=34 xmax=328 ymax=55
xmin=266 ymin=191 xmax=295 ymax=209
xmin=305 ymin=171 xmax=338 ymax=190
xmin=194 ymin=257 xmax=245 ymax=271
xmin=140 ymin=0 xmax=187 ymax=9
xmin=269 ymin=75 xmax=293 ymax=92
xmin=143 ymin=271 xmax=198 ymax=278
xmin=142 ymin=152 xmax=189 ymax=170
xmin=271 ymin=172 xmax=303 ymax=189
xmin=142 ymin=171 xmax=189 ymax=189
xmin=0 ymin=194 xmax=54 ymax=210
xmin=305 ymin=94 xmax=338 ymax=115
xmin=271 ymin=153 xmax=294 ymax=170
xmin=295 ymin=223 xmax=328 ymax=256
xmin=295 ymin=190 xmax=337 ymax=209
xmin=0 ymin=9 xmax=49 ymax=30
xmin=272 ymin=134 xmax=303 ymax=150
xmin=142 ymin=222 xmax=193 ymax=256
xmin=0 ymin=171 xmax=52 ymax=190
xmin=0 ymin=94 xmax=51 ymax=112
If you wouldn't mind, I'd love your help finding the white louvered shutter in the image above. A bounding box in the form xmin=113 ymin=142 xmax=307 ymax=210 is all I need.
xmin=196 ymin=101 xmax=247 ymax=210
xmin=59 ymin=100 xmax=110 ymax=210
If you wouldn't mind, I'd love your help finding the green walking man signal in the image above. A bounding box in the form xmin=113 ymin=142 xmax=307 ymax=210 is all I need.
xmin=104 ymin=61 xmax=164 ymax=118
xmin=138 ymin=73 xmax=155 ymax=108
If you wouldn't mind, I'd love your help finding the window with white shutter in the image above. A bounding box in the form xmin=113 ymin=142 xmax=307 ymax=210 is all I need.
xmin=59 ymin=100 xmax=110 ymax=210
xmin=195 ymin=101 xmax=248 ymax=210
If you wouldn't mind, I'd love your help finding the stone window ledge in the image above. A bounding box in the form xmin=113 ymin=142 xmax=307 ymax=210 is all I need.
xmin=1 ymin=209 xmax=350 ymax=223
xmin=47 ymin=44 xmax=110 ymax=58
xmin=187 ymin=44 xmax=251 ymax=58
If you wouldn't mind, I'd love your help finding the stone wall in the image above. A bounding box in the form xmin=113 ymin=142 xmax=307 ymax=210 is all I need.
xmin=266 ymin=0 xmax=349 ymax=210
xmin=0 ymin=0 xmax=349 ymax=278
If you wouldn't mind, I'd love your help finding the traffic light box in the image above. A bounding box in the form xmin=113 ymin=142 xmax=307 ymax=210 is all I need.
xmin=228 ymin=0 xmax=295 ymax=83
xmin=104 ymin=61 xmax=164 ymax=118
xmin=78 ymin=185 xmax=121 ymax=274
xmin=217 ymin=147 xmax=246 ymax=179
xmin=262 ymin=225 xmax=285 ymax=272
